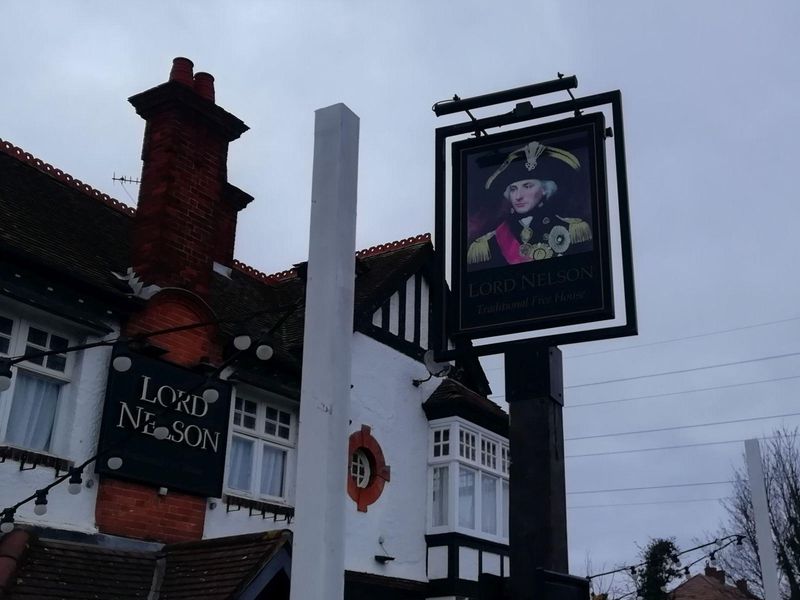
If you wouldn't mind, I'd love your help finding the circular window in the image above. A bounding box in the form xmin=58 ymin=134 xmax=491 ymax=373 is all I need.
xmin=347 ymin=425 xmax=390 ymax=512
xmin=350 ymin=449 xmax=372 ymax=489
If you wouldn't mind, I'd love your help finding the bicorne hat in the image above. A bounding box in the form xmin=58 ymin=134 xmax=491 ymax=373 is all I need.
xmin=485 ymin=141 xmax=581 ymax=195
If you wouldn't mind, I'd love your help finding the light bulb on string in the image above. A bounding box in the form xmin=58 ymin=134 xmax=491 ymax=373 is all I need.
xmin=112 ymin=355 xmax=132 ymax=372
xmin=107 ymin=456 xmax=123 ymax=470
xmin=202 ymin=388 xmax=219 ymax=404
xmin=154 ymin=426 xmax=170 ymax=440
xmin=33 ymin=491 xmax=48 ymax=516
xmin=256 ymin=344 xmax=274 ymax=361
xmin=0 ymin=510 xmax=14 ymax=533
xmin=67 ymin=468 xmax=83 ymax=495
xmin=233 ymin=335 xmax=252 ymax=351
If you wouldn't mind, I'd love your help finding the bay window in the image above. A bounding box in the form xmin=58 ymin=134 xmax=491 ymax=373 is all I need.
xmin=0 ymin=313 xmax=72 ymax=454
xmin=226 ymin=393 xmax=296 ymax=504
xmin=431 ymin=465 xmax=449 ymax=527
xmin=428 ymin=419 xmax=510 ymax=543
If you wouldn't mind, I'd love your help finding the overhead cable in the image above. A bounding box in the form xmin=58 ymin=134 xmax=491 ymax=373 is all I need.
xmin=567 ymin=351 xmax=800 ymax=389
xmin=565 ymin=411 xmax=800 ymax=441
xmin=568 ymin=480 xmax=733 ymax=495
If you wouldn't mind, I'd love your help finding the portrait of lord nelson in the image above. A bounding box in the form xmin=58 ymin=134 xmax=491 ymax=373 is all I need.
xmin=463 ymin=127 xmax=595 ymax=273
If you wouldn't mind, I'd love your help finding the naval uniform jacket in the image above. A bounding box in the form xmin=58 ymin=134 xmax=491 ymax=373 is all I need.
xmin=467 ymin=210 xmax=592 ymax=269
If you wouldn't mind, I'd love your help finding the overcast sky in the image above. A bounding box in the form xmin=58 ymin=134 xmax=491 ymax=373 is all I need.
xmin=4 ymin=0 xmax=800 ymax=582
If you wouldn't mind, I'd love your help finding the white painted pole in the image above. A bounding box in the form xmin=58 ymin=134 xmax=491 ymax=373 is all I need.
xmin=290 ymin=104 xmax=359 ymax=600
xmin=744 ymin=439 xmax=780 ymax=600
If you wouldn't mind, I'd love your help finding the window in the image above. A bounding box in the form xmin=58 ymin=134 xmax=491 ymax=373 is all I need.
xmin=350 ymin=449 xmax=371 ymax=489
xmin=481 ymin=473 xmax=497 ymax=534
xmin=459 ymin=429 xmax=476 ymax=461
xmin=428 ymin=420 xmax=509 ymax=543
xmin=501 ymin=480 xmax=510 ymax=539
xmin=226 ymin=394 xmax=295 ymax=503
xmin=265 ymin=406 xmax=291 ymax=440
xmin=481 ymin=438 xmax=497 ymax=469
xmin=432 ymin=428 xmax=450 ymax=457
xmin=431 ymin=465 xmax=449 ymax=527
xmin=501 ymin=445 xmax=510 ymax=475
xmin=0 ymin=313 xmax=72 ymax=454
xmin=458 ymin=466 xmax=476 ymax=529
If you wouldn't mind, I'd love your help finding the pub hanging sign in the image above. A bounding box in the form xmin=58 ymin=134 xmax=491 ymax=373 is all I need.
xmin=97 ymin=349 xmax=231 ymax=497
xmin=451 ymin=113 xmax=614 ymax=339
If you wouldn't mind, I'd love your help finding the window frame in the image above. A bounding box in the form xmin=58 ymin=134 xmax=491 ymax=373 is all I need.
xmin=224 ymin=386 xmax=298 ymax=505
xmin=427 ymin=417 xmax=510 ymax=544
xmin=0 ymin=310 xmax=76 ymax=456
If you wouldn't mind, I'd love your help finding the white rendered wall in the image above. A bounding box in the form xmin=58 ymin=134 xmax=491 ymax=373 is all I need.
xmin=203 ymin=503 xmax=295 ymax=538
xmin=204 ymin=331 xmax=439 ymax=562
xmin=343 ymin=331 xmax=440 ymax=582
xmin=427 ymin=546 xmax=449 ymax=579
xmin=482 ymin=552 xmax=502 ymax=576
xmin=0 ymin=297 xmax=114 ymax=533
xmin=459 ymin=547 xmax=480 ymax=581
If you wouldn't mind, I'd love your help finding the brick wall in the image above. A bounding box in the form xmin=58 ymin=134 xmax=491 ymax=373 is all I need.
xmin=132 ymin=107 xmax=230 ymax=297
xmin=96 ymin=478 xmax=205 ymax=543
xmin=125 ymin=291 xmax=221 ymax=366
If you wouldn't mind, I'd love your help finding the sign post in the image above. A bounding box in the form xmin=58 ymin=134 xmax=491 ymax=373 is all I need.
xmin=506 ymin=345 xmax=567 ymax=597
xmin=432 ymin=80 xmax=636 ymax=600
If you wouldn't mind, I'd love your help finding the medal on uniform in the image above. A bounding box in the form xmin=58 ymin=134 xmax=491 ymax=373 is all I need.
xmin=519 ymin=226 xmax=534 ymax=258
xmin=531 ymin=243 xmax=554 ymax=260
xmin=547 ymin=225 xmax=571 ymax=254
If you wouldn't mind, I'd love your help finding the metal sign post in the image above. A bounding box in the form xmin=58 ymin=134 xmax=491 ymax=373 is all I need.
xmin=432 ymin=78 xmax=636 ymax=600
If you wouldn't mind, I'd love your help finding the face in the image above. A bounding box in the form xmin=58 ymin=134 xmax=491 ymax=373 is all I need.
xmin=506 ymin=179 xmax=544 ymax=214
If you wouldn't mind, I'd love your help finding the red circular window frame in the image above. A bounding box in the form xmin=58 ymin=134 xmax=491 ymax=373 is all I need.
xmin=347 ymin=425 xmax=390 ymax=512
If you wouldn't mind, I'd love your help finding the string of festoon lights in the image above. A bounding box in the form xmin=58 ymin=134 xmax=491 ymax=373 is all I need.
xmin=0 ymin=300 xmax=301 ymax=533
xmin=587 ymin=534 xmax=745 ymax=598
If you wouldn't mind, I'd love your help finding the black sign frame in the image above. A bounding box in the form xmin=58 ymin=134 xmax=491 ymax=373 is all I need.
xmin=97 ymin=349 xmax=231 ymax=497
xmin=451 ymin=113 xmax=613 ymax=338
xmin=433 ymin=90 xmax=637 ymax=358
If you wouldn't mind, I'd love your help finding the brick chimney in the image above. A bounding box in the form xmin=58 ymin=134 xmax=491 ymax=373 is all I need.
xmin=735 ymin=579 xmax=752 ymax=596
xmin=95 ymin=59 xmax=253 ymax=545
xmin=705 ymin=565 xmax=726 ymax=584
xmin=128 ymin=57 xmax=253 ymax=298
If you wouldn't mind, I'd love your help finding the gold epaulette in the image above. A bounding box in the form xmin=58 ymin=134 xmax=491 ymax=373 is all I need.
xmin=467 ymin=232 xmax=496 ymax=264
xmin=556 ymin=216 xmax=592 ymax=244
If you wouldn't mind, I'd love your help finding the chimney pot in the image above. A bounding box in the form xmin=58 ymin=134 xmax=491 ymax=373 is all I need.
xmin=169 ymin=57 xmax=194 ymax=86
xmin=704 ymin=565 xmax=725 ymax=584
xmin=194 ymin=72 xmax=215 ymax=102
xmin=735 ymin=580 xmax=750 ymax=595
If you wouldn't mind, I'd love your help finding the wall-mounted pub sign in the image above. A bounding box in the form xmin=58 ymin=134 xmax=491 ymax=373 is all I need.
xmin=451 ymin=113 xmax=613 ymax=338
xmin=97 ymin=350 xmax=231 ymax=497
